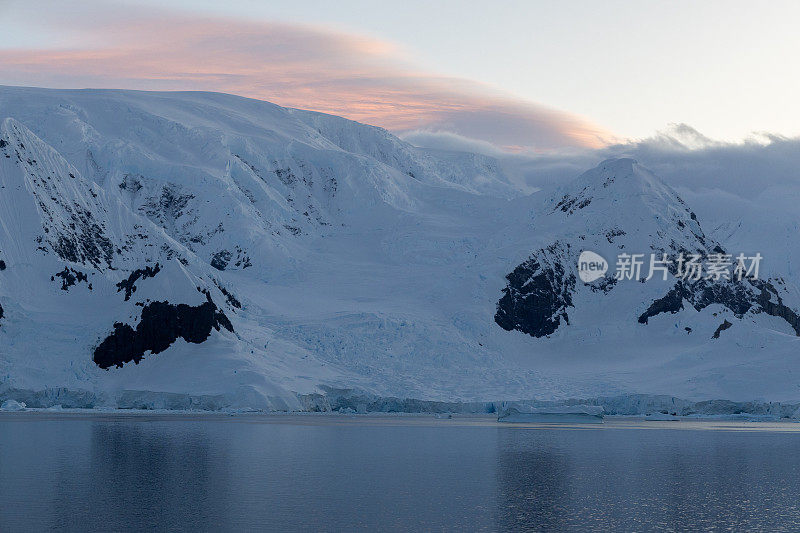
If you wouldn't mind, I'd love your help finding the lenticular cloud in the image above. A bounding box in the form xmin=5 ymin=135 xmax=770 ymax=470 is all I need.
xmin=0 ymin=4 xmax=612 ymax=152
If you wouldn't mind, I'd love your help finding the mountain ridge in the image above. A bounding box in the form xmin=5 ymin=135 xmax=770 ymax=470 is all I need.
xmin=1 ymin=87 xmax=799 ymax=411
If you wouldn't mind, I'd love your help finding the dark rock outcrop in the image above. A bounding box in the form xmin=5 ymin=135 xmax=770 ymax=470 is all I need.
xmin=640 ymin=278 xmax=800 ymax=336
xmin=753 ymin=280 xmax=800 ymax=335
xmin=638 ymin=285 xmax=686 ymax=324
xmin=52 ymin=266 xmax=89 ymax=291
xmin=495 ymin=244 xmax=575 ymax=338
xmin=52 ymin=210 xmax=114 ymax=267
xmin=210 ymin=250 xmax=232 ymax=271
xmin=712 ymin=320 xmax=733 ymax=339
xmin=93 ymin=293 xmax=233 ymax=369
xmin=214 ymin=280 xmax=242 ymax=309
xmin=116 ymin=263 xmax=160 ymax=301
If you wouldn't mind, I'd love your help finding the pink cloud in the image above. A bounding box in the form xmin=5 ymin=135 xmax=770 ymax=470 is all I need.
xmin=0 ymin=8 xmax=615 ymax=151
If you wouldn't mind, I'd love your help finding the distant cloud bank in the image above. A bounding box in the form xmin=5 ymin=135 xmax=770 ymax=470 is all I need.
xmin=509 ymin=124 xmax=800 ymax=196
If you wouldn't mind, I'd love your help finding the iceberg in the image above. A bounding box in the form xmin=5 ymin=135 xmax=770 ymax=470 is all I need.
xmin=0 ymin=399 xmax=27 ymax=411
xmin=497 ymin=403 xmax=604 ymax=423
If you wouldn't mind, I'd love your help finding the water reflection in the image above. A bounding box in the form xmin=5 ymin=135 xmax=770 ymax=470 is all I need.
xmin=3 ymin=416 xmax=800 ymax=531
xmin=84 ymin=422 xmax=222 ymax=531
xmin=494 ymin=427 xmax=800 ymax=531
xmin=496 ymin=431 xmax=571 ymax=530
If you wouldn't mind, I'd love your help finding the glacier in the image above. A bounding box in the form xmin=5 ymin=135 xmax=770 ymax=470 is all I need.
xmin=1 ymin=85 xmax=800 ymax=413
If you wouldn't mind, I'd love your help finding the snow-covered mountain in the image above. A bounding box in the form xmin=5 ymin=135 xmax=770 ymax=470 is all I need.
xmin=1 ymin=86 xmax=799 ymax=411
xmin=497 ymin=159 xmax=799 ymax=338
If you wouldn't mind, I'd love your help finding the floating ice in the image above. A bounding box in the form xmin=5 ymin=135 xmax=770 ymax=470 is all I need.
xmin=0 ymin=399 xmax=27 ymax=411
xmin=497 ymin=403 xmax=604 ymax=423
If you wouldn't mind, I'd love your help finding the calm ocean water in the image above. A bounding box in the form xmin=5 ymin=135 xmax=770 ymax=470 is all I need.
xmin=1 ymin=413 xmax=800 ymax=531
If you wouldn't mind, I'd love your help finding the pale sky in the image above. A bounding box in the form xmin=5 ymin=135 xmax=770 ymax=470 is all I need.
xmin=1 ymin=0 xmax=799 ymax=149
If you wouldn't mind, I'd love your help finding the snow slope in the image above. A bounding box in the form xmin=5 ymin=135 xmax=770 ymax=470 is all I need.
xmin=1 ymin=86 xmax=799 ymax=410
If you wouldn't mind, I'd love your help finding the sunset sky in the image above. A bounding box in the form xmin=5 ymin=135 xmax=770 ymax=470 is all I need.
xmin=1 ymin=0 xmax=798 ymax=152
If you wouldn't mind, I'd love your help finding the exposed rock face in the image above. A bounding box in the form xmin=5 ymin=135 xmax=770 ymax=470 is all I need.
xmin=49 ymin=208 xmax=115 ymax=268
xmin=116 ymin=264 xmax=160 ymax=301
xmin=213 ymin=280 xmax=242 ymax=309
xmin=93 ymin=293 xmax=234 ymax=369
xmin=712 ymin=320 xmax=733 ymax=339
xmin=53 ymin=266 xmax=90 ymax=291
xmin=210 ymin=250 xmax=231 ymax=271
xmin=638 ymin=285 xmax=685 ymax=323
xmin=2 ymin=119 xmax=117 ymax=269
xmin=495 ymin=243 xmax=575 ymax=338
xmin=639 ymin=278 xmax=752 ymax=324
xmin=639 ymin=277 xmax=800 ymax=336
xmin=210 ymin=247 xmax=251 ymax=271
xmin=753 ymin=280 xmax=800 ymax=335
